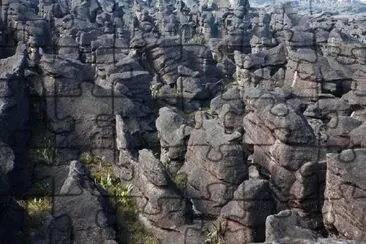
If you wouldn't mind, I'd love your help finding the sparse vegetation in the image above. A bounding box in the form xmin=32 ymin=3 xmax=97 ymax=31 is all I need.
xmin=26 ymin=197 xmax=52 ymax=219
xmin=28 ymin=134 xmax=58 ymax=165
xmin=98 ymin=173 xmax=134 ymax=206
xmin=31 ymin=179 xmax=52 ymax=197
xmin=79 ymin=152 xmax=112 ymax=180
xmin=222 ymin=81 xmax=236 ymax=90
xmin=171 ymin=172 xmax=188 ymax=190
xmin=150 ymin=83 xmax=161 ymax=99
xmin=187 ymin=35 xmax=205 ymax=45
xmin=22 ymin=197 xmax=53 ymax=242
xmin=205 ymin=222 xmax=226 ymax=244
xmin=202 ymin=106 xmax=214 ymax=116
xmin=37 ymin=136 xmax=55 ymax=164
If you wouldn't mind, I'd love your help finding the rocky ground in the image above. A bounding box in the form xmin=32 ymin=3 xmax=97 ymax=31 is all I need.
xmin=1 ymin=0 xmax=366 ymax=243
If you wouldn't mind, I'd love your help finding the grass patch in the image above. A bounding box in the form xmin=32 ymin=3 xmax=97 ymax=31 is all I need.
xmin=98 ymin=173 xmax=133 ymax=206
xmin=150 ymin=83 xmax=161 ymax=99
xmin=21 ymin=197 xmax=53 ymax=242
xmin=201 ymin=106 xmax=214 ymax=116
xmin=222 ymin=81 xmax=236 ymax=91
xmin=79 ymin=152 xmax=113 ymax=180
xmin=26 ymin=197 xmax=52 ymax=219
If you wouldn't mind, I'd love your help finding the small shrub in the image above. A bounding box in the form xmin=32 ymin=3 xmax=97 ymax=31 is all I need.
xmin=19 ymin=197 xmax=53 ymax=242
xmin=202 ymin=106 xmax=214 ymax=116
xmin=79 ymin=152 xmax=104 ymax=166
xmin=26 ymin=197 xmax=52 ymax=217
xmin=98 ymin=173 xmax=133 ymax=206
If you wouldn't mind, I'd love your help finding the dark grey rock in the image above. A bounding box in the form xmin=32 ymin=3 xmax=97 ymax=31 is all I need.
xmin=54 ymin=160 xmax=117 ymax=244
xmin=220 ymin=179 xmax=274 ymax=243
xmin=179 ymin=111 xmax=247 ymax=216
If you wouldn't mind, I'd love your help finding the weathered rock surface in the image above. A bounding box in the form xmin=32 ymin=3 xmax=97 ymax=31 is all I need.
xmin=266 ymin=210 xmax=317 ymax=242
xmin=219 ymin=179 xmax=274 ymax=243
xmin=130 ymin=149 xmax=192 ymax=229
xmin=178 ymin=111 xmax=247 ymax=216
xmin=54 ymin=160 xmax=117 ymax=244
xmin=2 ymin=0 xmax=366 ymax=243
xmin=323 ymin=149 xmax=366 ymax=240
xmin=156 ymin=106 xmax=193 ymax=174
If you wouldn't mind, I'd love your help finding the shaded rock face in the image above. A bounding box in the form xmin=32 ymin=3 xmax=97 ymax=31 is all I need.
xmin=219 ymin=179 xmax=274 ymax=243
xmin=0 ymin=46 xmax=28 ymax=147
xmin=323 ymin=149 xmax=366 ymax=240
xmin=0 ymin=142 xmax=25 ymax=244
xmin=235 ymin=44 xmax=287 ymax=91
xmin=54 ymin=160 xmax=117 ymax=243
xmin=343 ymin=65 xmax=366 ymax=106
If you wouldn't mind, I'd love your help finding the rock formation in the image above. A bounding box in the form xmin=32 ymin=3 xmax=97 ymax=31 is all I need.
xmin=0 ymin=0 xmax=366 ymax=243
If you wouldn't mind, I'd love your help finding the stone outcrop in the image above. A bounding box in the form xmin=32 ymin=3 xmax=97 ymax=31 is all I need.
xmin=323 ymin=149 xmax=366 ymax=240
xmin=178 ymin=111 xmax=248 ymax=217
xmin=53 ymin=160 xmax=117 ymax=243
xmin=2 ymin=0 xmax=366 ymax=243
xmin=156 ymin=106 xmax=193 ymax=174
xmin=124 ymin=149 xmax=192 ymax=230
xmin=219 ymin=179 xmax=274 ymax=243
xmin=243 ymin=88 xmax=325 ymax=228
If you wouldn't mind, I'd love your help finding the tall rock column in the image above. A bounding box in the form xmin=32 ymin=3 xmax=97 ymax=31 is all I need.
xmin=178 ymin=110 xmax=248 ymax=217
xmin=243 ymin=88 xmax=324 ymax=228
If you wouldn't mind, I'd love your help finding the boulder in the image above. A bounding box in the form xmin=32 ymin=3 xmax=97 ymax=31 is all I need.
xmin=243 ymin=89 xmax=320 ymax=213
xmin=266 ymin=210 xmax=317 ymax=242
xmin=326 ymin=116 xmax=363 ymax=149
xmin=303 ymin=97 xmax=350 ymax=119
xmin=350 ymin=122 xmax=366 ymax=147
